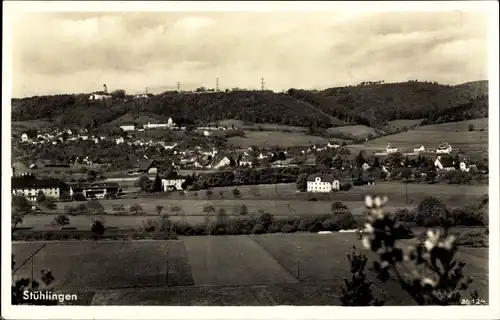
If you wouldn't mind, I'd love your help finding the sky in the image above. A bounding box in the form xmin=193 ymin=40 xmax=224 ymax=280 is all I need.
xmin=10 ymin=8 xmax=490 ymax=97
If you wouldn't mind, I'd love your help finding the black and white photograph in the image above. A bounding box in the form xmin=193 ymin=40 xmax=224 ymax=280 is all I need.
xmin=2 ymin=1 xmax=499 ymax=319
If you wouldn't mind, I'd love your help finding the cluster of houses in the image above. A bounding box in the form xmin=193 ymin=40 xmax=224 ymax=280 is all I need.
xmin=376 ymin=142 xmax=453 ymax=156
xmin=11 ymin=173 xmax=188 ymax=202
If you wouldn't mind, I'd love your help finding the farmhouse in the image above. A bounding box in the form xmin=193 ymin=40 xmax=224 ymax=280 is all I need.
xmin=138 ymin=159 xmax=158 ymax=174
xmin=143 ymin=122 xmax=170 ymax=130
xmin=214 ymin=156 xmax=231 ymax=169
xmin=434 ymin=156 xmax=455 ymax=171
xmin=386 ymin=143 xmax=398 ymax=154
xmin=306 ymin=174 xmax=340 ymax=193
xmin=69 ymin=182 xmax=120 ymax=199
xmin=413 ymin=145 xmax=426 ymax=153
xmin=21 ymin=133 xmax=29 ymax=142
xmin=120 ymin=125 xmax=135 ymax=131
xmin=12 ymin=175 xmax=61 ymax=201
xmin=353 ymin=176 xmax=376 ymax=186
xmin=361 ymin=162 xmax=371 ymax=171
xmin=436 ymin=142 xmax=452 ymax=154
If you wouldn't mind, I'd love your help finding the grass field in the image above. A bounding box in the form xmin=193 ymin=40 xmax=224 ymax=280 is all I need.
xmin=228 ymin=131 xmax=330 ymax=148
xmin=326 ymin=125 xmax=383 ymax=140
xmin=12 ymin=234 xmax=488 ymax=305
xmin=385 ymin=119 xmax=422 ymax=131
xmin=353 ymin=118 xmax=488 ymax=153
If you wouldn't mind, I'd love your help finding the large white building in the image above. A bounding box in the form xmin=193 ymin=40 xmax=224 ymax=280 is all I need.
xmin=306 ymin=174 xmax=340 ymax=193
xmin=162 ymin=177 xmax=186 ymax=191
xmin=12 ymin=175 xmax=61 ymax=201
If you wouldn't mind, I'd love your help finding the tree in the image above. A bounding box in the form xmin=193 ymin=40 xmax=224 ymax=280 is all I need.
xmin=468 ymin=124 xmax=474 ymax=131
xmin=296 ymin=173 xmax=308 ymax=192
xmin=216 ymin=208 xmax=227 ymax=225
xmin=258 ymin=211 xmax=275 ymax=231
xmin=340 ymin=246 xmax=384 ymax=306
xmin=134 ymin=176 xmax=151 ymax=191
xmin=372 ymin=157 xmax=381 ymax=168
xmin=153 ymin=174 xmax=163 ymax=192
xmin=240 ymin=204 xmax=248 ymax=216
xmin=12 ymin=257 xmax=57 ymax=305
xmin=110 ymin=89 xmax=126 ymax=99
xmin=361 ymin=195 xmax=478 ymax=305
xmin=232 ymin=188 xmax=241 ymax=198
xmin=87 ymin=199 xmax=105 ymax=215
xmin=36 ymin=190 xmax=47 ymax=203
xmin=355 ymin=151 xmax=366 ymax=167
xmin=130 ymin=204 xmax=144 ymax=215
xmin=331 ymin=201 xmax=348 ymax=214
xmin=91 ymin=220 xmax=105 ymax=235
xmin=156 ymin=205 xmax=164 ymax=215
xmin=53 ymin=214 xmax=70 ymax=229
xmin=219 ymin=191 xmax=224 ymax=199
xmin=205 ymin=189 xmax=213 ymax=199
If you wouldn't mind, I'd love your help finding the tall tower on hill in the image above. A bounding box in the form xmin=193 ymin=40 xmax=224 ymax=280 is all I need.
xmin=103 ymin=84 xmax=108 ymax=93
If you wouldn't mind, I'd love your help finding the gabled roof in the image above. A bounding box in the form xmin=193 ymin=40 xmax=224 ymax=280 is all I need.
xmin=436 ymin=156 xmax=454 ymax=167
xmin=138 ymin=159 xmax=157 ymax=171
xmin=12 ymin=177 xmax=61 ymax=189
xmin=307 ymin=174 xmax=339 ymax=182
xmin=69 ymin=182 xmax=119 ymax=190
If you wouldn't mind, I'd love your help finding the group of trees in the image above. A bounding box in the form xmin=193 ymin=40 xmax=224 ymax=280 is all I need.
xmin=12 ymin=81 xmax=486 ymax=131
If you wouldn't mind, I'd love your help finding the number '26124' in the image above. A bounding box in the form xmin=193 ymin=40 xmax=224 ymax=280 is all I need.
xmin=461 ymin=299 xmax=487 ymax=305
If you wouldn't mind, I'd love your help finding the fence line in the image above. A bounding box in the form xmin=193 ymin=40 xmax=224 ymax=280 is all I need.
xmin=12 ymin=244 xmax=47 ymax=275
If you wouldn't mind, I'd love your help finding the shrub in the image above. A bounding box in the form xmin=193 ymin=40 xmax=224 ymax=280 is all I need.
xmin=333 ymin=212 xmax=358 ymax=230
xmin=91 ymin=220 xmax=105 ymax=235
xmin=340 ymin=183 xmax=353 ymax=191
xmin=232 ymin=188 xmax=241 ymax=197
xmin=251 ymin=223 xmax=266 ymax=234
xmin=53 ymin=214 xmax=70 ymax=228
xmin=282 ymin=224 xmax=297 ymax=233
xmin=240 ymin=204 xmax=248 ymax=216
xmin=258 ymin=212 xmax=274 ymax=231
xmin=298 ymin=219 xmax=313 ymax=232
xmin=322 ymin=218 xmax=340 ymax=231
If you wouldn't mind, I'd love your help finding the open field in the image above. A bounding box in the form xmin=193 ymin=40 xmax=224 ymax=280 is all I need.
xmin=227 ymin=131 xmax=330 ymax=148
xmin=385 ymin=119 xmax=422 ymax=131
xmin=352 ymin=118 xmax=488 ymax=153
xmin=326 ymin=125 xmax=383 ymax=140
xmin=12 ymin=234 xmax=487 ymax=305
xmin=51 ymin=182 xmax=487 ymax=212
xmin=182 ymin=236 xmax=298 ymax=286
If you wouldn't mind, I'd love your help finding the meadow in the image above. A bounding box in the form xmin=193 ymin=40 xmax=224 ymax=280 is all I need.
xmin=351 ymin=118 xmax=488 ymax=153
xmin=12 ymin=234 xmax=488 ymax=305
xmin=227 ymin=131 xmax=330 ymax=148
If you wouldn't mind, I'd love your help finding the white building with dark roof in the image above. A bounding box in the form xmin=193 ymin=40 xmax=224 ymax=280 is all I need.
xmin=306 ymin=174 xmax=340 ymax=193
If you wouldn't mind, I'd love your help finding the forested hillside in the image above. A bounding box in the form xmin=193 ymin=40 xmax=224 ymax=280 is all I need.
xmin=11 ymin=81 xmax=488 ymax=130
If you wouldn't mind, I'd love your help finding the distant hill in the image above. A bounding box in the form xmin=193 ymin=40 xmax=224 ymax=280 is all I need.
xmin=11 ymin=80 xmax=488 ymax=131
xmin=288 ymin=80 xmax=488 ymax=127
xmin=454 ymin=80 xmax=489 ymax=98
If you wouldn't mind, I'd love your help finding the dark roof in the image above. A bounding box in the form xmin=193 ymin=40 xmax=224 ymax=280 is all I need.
xmin=91 ymin=91 xmax=110 ymax=95
xmin=437 ymin=156 xmax=454 ymax=167
xmin=12 ymin=177 xmax=61 ymax=189
xmin=307 ymin=174 xmax=339 ymax=182
xmin=162 ymin=174 xmax=186 ymax=180
xmin=138 ymin=159 xmax=157 ymax=171
xmin=69 ymin=182 xmax=119 ymax=189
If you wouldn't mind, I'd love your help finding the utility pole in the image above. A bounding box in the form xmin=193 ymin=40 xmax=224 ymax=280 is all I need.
xmin=166 ymin=245 xmax=169 ymax=286
xmin=260 ymin=77 xmax=265 ymax=91
xmin=216 ymin=78 xmax=219 ymax=92
xmin=177 ymin=82 xmax=180 ymax=92
xmin=297 ymin=245 xmax=301 ymax=280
